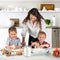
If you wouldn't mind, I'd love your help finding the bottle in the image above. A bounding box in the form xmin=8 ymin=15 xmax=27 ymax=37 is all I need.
xmin=42 ymin=6 xmax=47 ymax=11
xmin=52 ymin=16 xmax=56 ymax=26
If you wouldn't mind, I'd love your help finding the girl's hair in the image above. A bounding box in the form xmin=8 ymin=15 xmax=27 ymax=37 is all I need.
xmin=8 ymin=26 xmax=17 ymax=33
xmin=23 ymin=8 xmax=45 ymax=29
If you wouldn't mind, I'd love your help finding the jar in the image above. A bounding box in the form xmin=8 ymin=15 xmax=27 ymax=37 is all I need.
xmin=24 ymin=46 xmax=31 ymax=57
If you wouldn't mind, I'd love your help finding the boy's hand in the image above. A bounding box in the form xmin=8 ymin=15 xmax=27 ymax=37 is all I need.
xmin=43 ymin=44 xmax=49 ymax=48
xmin=39 ymin=45 xmax=44 ymax=48
xmin=39 ymin=44 xmax=49 ymax=48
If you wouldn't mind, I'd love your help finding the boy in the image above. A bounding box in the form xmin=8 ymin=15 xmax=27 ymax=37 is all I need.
xmin=5 ymin=26 xmax=21 ymax=49
xmin=31 ymin=31 xmax=50 ymax=48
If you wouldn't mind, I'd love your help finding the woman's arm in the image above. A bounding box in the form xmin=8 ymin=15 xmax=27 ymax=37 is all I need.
xmin=21 ymin=24 xmax=28 ymax=46
xmin=21 ymin=37 xmax=26 ymax=47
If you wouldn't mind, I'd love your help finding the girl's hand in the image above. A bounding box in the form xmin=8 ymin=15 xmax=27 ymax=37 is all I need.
xmin=6 ymin=45 xmax=16 ymax=49
xmin=11 ymin=45 xmax=16 ymax=49
xmin=6 ymin=46 xmax=12 ymax=49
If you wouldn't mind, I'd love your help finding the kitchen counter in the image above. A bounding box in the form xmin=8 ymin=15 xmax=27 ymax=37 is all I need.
xmin=46 ymin=26 xmax=60 ymax=29
xmin=0 ymin=48 xmax=60 ymax=60
xmin=0 ymin=55 xmax=60 ymax=60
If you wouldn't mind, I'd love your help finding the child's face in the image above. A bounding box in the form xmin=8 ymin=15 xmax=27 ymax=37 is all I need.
xmin=9 ymin=31 xmax=17 ymax=40
xmin=38 ymin=34 xmax=46 ymax=43
xmin=30 ymin=14 xmax=37 ymax=22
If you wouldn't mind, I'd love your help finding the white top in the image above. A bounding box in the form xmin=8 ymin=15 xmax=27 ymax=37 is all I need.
xmin=21 ymin=19 xmax=46 ymax=38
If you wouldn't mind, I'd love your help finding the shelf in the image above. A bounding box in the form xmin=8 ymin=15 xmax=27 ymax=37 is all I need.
xmin=0 ymin=10 xmax=60 ymax=13
xmin=0 ymin=11 xmax=28 ymax=13
xmin=39 ymin=11 xmax=60 ymax=13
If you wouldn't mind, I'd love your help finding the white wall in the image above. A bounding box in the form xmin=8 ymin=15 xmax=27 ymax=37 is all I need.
xmin=0 ymin=12 xmax=60 ymax=27
xmin=0 ymin=0 xmax=60 ymax=10
xmin=0 ymin=12 xmax=28 ymax=28
xmin=40 ymin=12 xmax=60 ymax=27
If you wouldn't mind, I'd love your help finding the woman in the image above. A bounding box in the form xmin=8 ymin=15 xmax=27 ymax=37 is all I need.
xmin=21 ymin=8 xmax=46 ymax=46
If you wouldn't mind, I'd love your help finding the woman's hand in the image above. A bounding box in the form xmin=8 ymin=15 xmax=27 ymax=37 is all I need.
xmin=31 ymin=42 xmax=39 ymax=48
xmin=31 ymin=42 xmax=36 ymax=46
xmin=21 ymin=42 xmax=26 ymax=47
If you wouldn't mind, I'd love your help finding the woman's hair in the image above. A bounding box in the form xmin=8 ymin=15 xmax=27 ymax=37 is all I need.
xmin=8 ymin=26 xmax=17 ymax=33
xmin=23 ymin=8 xmax=45 ymax=29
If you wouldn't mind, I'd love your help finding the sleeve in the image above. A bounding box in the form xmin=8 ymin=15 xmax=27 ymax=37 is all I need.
xmin=5 ymin=38 xmax=10 ymax=46
xmin=17 ymin=38 xmax=22 ymax=46
xmin=41 ymin=19 xmax=46 ymax=32
xmin=21 ymin=24 xmax=28 ymax=37
xmin=44 ymin=41 xmax=50 ymax=48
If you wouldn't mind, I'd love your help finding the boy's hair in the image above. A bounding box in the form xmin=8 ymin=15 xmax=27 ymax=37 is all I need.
xmin=8 ymin=26 xmax=17 ymax=33
xmin=38 ymin=31 xmax=46 ymax=36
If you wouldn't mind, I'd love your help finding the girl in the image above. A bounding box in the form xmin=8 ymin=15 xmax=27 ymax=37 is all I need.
xmin=21 ymin=8 xmax=46 ymax=46
xmin=6 ymin=26 xmax=21 ymax=49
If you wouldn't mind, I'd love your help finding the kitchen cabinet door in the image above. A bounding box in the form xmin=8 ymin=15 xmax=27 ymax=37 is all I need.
xmin=52 ymin=29 xmax=59 ymax=48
